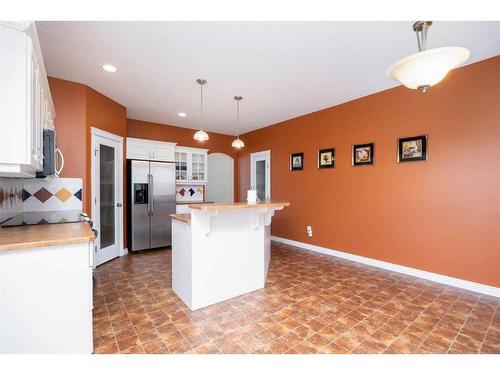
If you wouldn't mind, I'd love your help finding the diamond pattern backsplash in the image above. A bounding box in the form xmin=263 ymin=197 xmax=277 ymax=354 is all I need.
xmin=176 ymin=185 xmax=204 ymax=202
xmin=0 ymin=177 xmax=83 ymax=221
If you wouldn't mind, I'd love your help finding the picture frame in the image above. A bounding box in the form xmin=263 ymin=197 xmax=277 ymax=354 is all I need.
xmin=318 ymin=148 xmax=335 ymax=169
xmin=290 ymin=152 xmax=304 ymax=171
xmin=352 ymin=143 xmax=374 ymax=166
xmin=398 ymin=135 xmax=428 ymax=163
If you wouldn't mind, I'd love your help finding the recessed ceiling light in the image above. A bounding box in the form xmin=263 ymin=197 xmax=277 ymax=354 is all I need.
xmin=102 ymin=64 xmax=117 ymax=73
xmin=178 ymin=112 xmax=187 ymax=117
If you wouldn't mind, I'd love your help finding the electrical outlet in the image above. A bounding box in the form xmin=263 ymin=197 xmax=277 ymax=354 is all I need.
xmin=306 ymin=225 xmax=313 ymax=237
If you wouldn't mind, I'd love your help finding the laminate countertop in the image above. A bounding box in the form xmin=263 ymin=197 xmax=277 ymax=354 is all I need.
xmin=189 ymin=199 xmax=290 ymax=211
xmin=169 ymin=214 xmax=191 ymax=224
xmin=0 ymin=222 xmax=95 ymax=252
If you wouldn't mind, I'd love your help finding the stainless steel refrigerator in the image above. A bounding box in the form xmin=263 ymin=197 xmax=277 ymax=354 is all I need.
xmin=127 ymin=160 xmax=176 ymax=252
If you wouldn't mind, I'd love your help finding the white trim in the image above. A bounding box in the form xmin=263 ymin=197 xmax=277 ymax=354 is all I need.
xmin=271 ymin=236 xmax=500 ymax=298
xmin=91 ymin=127 xmax=124 ymax=266
xmin=120 ymin=248 xmax=128 ymax=257
xmin=92 ymin=127 xmax=124 ymax=142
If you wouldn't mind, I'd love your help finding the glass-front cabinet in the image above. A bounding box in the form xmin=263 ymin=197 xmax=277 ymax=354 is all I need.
xmin=175 ymin=150 xmax=188 ymax=181
xmin=175 ymin=146 xmax=208 ymax=184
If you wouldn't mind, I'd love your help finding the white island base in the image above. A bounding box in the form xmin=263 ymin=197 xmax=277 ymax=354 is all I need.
xmin=170 ymin=200 xmax=289 ymax=311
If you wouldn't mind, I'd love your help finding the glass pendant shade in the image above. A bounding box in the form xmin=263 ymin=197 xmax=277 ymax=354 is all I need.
xmin=194 ymin=129 xmax=209 ymax=142
xmin=232 ymin=95 xmax=244 ymax=149
xmin=387 ymin=47 xmax=469 ymax=91
xmin=231 ymin=137 xmax=245 ymax=149
xmin=194 ymin=78 xmax=209 ymax=141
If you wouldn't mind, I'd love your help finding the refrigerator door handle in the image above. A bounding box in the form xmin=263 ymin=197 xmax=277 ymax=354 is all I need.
xmin=147 ymin=173 xmax=152 ymax=216
xmin=150 ymin=173 xmax=154 ymax=215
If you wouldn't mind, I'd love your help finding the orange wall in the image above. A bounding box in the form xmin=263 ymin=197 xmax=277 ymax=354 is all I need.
xmin=48 ymin=77 xmax=127 ymax=244
xmin=127 ymin=118 xmax=239 ymax=198
xmin=47 ymin=77 xmax=86 ymax=188
xmin=237 ymin=56 xmax=500 ymax=288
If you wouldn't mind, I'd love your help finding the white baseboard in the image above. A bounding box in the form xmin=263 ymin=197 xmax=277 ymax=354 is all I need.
xmin=271 ymin=236 xmax=500 ymax=298
xmin=120 ymin=248 xmax=128 ymax=257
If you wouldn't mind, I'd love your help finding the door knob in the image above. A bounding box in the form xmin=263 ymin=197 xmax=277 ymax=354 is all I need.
xmin=116 ymin=203 xmax=123 ymax=207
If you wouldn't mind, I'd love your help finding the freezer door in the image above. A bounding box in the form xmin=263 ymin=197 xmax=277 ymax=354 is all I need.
xmin=150 ymin=162 xmax=176 ymax=248
xmin=130 ymin=160 xmax=151 ymax=251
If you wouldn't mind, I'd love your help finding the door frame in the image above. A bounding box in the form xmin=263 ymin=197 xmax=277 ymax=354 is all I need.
xmin=90 ymin=127 xmax=125 ymax=266
xmin=250 ymin=150 xmax=271 ymax=200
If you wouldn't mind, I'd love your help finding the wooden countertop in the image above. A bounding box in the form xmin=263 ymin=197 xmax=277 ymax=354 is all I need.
xmin=170 ymin=213 xmax=191 ymax=224
xmin=176 ymin=201 xmax=214 ymax=205
xmin=0 ymin=222 xmax=95 ymax=252
xmin=189 ymin=199 xmax=290 ymax=211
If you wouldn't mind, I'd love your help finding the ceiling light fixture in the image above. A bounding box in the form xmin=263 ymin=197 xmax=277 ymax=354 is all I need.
xmin=102 ymin=64 xmax=117 ymax=73
xmin=178 ymin=112 xmax=187 ymax=117
xmin=231 ymin=96 xmax=245 ymax=149
xmin=193 ymin=79 xmax=209 ymax=142
xmin=386 ymin=21 xmax=469 ymax=92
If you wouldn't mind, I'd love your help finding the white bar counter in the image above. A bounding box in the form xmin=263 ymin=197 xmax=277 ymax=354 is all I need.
xmin=170 ymin=200 xmax=289 ymax=311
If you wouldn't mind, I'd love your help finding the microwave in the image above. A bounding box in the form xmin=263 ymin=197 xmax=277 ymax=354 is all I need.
xmin=36 ymin=129 xmax=64 ymax=178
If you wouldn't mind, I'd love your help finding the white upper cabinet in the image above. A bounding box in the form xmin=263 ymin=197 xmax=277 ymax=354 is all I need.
xmin=126 ymin=137 xmax=176 ymax=162
xmin=0 ymin=22 xmax=55 ymax=177
xmin=175 ymin=146 xmax=208 ymax=184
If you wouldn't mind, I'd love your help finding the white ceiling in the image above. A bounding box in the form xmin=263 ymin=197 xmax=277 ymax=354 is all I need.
xmin=36 ymin=21 xmax=500 ymax=135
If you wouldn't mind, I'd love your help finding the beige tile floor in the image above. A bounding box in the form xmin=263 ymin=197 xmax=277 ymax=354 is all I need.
xmin=92 ymin=242 xmax=500 ymax=354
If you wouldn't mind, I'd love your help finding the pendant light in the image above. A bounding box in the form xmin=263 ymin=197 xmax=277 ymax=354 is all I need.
xmin=231 ymin=96 xmax=245 ymax=149
xmin=193 ymin=79 xmax=209 ymax=142
xmin=386 ymin=21 xmax=469 ymax=92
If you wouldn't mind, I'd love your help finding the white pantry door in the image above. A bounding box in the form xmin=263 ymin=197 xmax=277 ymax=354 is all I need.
xmin=91 ymin=128 xmax=123 ymax=266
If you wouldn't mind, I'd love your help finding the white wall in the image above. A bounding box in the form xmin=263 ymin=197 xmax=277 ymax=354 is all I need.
xmin=206 ymin=153 xmax=234 ymax=203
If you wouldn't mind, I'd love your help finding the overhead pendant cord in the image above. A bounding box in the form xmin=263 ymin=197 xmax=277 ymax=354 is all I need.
xmin=231 ymin=96 xmax=245 ymax=149
xmin=386 ymin=21 xmax=469 ymax=92
xmin=193 ymin=79 xmax=209 ymax=142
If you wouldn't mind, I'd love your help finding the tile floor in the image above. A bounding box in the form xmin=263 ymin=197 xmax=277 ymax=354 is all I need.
xmin=93 ymin=242 xmax=500 ymax=354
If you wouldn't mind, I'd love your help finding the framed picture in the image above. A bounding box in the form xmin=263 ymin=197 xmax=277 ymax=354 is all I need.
xmin=290 ymin=152 xmax=304 ymax=171
xmin=398 ymin=135 xmax=427 ymax=163
xmin=352 ymin=143 xmax=374 ymax=166
xmin=318 ymin=148 xmax=335 ymax=169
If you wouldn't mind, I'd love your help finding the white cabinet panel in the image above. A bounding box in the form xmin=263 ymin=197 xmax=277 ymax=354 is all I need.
xmin=0 ymin=242 xmax=93 ymax=353
xmin=176 ymin=204 xmax=191 ymax=214
xmin=126 ymin=137 xmax=176 ymax=162
xmin=0 ymin=22 xmax=55 ymax=177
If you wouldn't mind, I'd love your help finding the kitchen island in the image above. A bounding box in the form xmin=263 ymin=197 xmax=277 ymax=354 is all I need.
xmin=170 ymin=200 xmax=289 ymax=311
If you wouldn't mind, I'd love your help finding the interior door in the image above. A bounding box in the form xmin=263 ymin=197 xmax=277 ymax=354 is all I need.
xmin=150 ymin=162 xmax=176 ymax=248
xmin=93 ymin=134 xmax=122 ymax=266
xmin=250 ymin=151 xmax=271 ymax=201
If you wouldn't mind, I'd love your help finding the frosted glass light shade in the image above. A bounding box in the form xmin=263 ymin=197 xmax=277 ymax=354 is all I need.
xmin=194 ymin=130 xmax=209 ymax=141
xmin=387 ymin=47 xmax=469 ymax=90
xmin=231 ymin=138 xmax=245 ymax=149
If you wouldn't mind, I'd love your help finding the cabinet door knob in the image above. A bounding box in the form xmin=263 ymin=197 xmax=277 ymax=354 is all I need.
xmin=116 ymin=203 xmax=123 ymax=208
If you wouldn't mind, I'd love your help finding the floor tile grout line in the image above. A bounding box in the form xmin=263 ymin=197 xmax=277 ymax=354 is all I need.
xmin=414 ymin=288 xmax=467 ymax=353
xmin=477 ymin=296 xmax=499 ymax=353
xmin=445 ymin=295 xmax=479 ymax=354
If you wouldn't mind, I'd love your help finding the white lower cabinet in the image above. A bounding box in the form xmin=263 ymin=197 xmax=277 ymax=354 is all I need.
xmin=176 ymin=204 xmax=191 ymax=214
xmin=0 ymin=242 xmax=94 ymax=353
xmin=0 ymin=22 xmax=55 ymax=177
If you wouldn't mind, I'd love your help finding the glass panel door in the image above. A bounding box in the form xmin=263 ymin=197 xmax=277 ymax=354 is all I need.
xmin=175 ymin=151 xmax=188 ymax=181
xmin=255 ymin=160 xmax=266 ymax=201
xmin=191 ymin=153 xmax=199 ymax=181
xmin=99 ymin=144 xmax=115 ymax=249
xmin=93 ymin=131 xmax=122 ymax=267
xmin=250 ymin=150 xmax=271 ymax=201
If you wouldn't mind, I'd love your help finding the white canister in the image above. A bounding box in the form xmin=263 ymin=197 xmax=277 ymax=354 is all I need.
xmin=247 ymin=189 xmax=257 ymax=203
